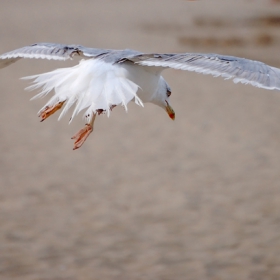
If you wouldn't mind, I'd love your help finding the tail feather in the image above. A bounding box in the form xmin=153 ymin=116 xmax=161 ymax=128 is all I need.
xmin=22 ymin=59 xmax=143 ymax=122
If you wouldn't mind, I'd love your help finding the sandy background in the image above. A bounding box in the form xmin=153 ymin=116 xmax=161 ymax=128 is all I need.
xmin=1 ymin=1 xmax=280 ymax=279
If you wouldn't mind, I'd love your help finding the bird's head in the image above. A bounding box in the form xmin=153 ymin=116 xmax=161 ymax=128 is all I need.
xmin=151 ymin=77 xmax=175 ymax=120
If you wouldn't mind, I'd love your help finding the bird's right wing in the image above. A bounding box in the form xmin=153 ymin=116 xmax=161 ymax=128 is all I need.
xmin=0 ymin=43 xmax=111 ymax=69
xmin=128 ymin=53 xmax=280 ymax=91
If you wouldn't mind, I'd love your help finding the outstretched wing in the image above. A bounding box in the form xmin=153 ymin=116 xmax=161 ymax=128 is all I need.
xmin=128 ymin=53 xmax=280 ymax=90
xmin=0 ymin=43 xmax=111 ymax=69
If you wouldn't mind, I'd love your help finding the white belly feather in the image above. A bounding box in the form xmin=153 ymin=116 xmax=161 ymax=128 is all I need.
xmin=23 ymin=59 xmax=160 ymax=122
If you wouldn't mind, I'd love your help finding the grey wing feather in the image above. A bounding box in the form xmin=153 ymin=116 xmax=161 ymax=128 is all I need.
xmin=130 ymin=53 xmax=280 ymax=90
xmin=0 ymin=43 xmax=110 ymax=69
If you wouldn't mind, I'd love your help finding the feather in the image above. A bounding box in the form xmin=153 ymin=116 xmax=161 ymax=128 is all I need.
xmin=22 ymin=59 xmax=143 ymax=122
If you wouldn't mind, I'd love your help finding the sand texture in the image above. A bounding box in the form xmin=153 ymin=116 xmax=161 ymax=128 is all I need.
xmin=1 ymin=1 xmax=280 ymax=279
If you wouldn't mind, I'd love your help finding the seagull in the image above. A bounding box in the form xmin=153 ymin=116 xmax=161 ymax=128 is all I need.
xmin=1 ymin=43 xmax=280 ymax=150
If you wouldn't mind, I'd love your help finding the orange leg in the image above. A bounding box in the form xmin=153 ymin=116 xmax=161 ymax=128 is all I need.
xmin=71 ymin=113 xmax=96 ymax=150
xmin=39 ymin=101 xmax=65 ymax=122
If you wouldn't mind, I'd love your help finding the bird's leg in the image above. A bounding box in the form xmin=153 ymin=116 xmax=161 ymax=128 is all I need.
xmin=39 ymin=101 xmax=65 ymax=122
xmin=71 ymin=113 xmax=96 ymax=150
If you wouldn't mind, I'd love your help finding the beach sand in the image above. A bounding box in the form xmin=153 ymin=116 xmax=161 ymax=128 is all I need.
xmin=0 ymin=1 xmax=280 ymax=279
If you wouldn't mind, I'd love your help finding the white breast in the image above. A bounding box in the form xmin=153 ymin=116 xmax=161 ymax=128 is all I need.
xmin=119 ymin=62 xmax=161 ymax=103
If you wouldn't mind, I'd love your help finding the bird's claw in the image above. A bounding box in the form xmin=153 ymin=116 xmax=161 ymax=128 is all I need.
xmin=71 ymin=124 xmax=93 ymax=150
xmin=39 ymin=101 xmax=65 ymax=122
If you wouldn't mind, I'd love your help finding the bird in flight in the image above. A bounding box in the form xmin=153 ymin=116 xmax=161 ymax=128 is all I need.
xmin=0 ymin=43 xmax=280 ymax=150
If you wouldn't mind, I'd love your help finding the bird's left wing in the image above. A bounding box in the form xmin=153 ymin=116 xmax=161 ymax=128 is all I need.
xmin=128 ymin=53 xmax=280 ymax=91
xmin=0 ymin=43 xmax=111 ymax=69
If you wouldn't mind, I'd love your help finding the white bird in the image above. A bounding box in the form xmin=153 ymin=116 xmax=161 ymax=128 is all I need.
xmin=1 ymin=43 xmax=280 ymax=150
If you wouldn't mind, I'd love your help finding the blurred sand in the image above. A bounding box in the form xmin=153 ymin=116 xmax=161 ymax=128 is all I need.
xmin=1 ymin=1 xmax=280 ymax=279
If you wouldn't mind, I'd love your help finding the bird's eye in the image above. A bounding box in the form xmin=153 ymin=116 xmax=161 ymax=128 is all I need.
xmin=167 ymin=90 xmax=171 ymax=97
